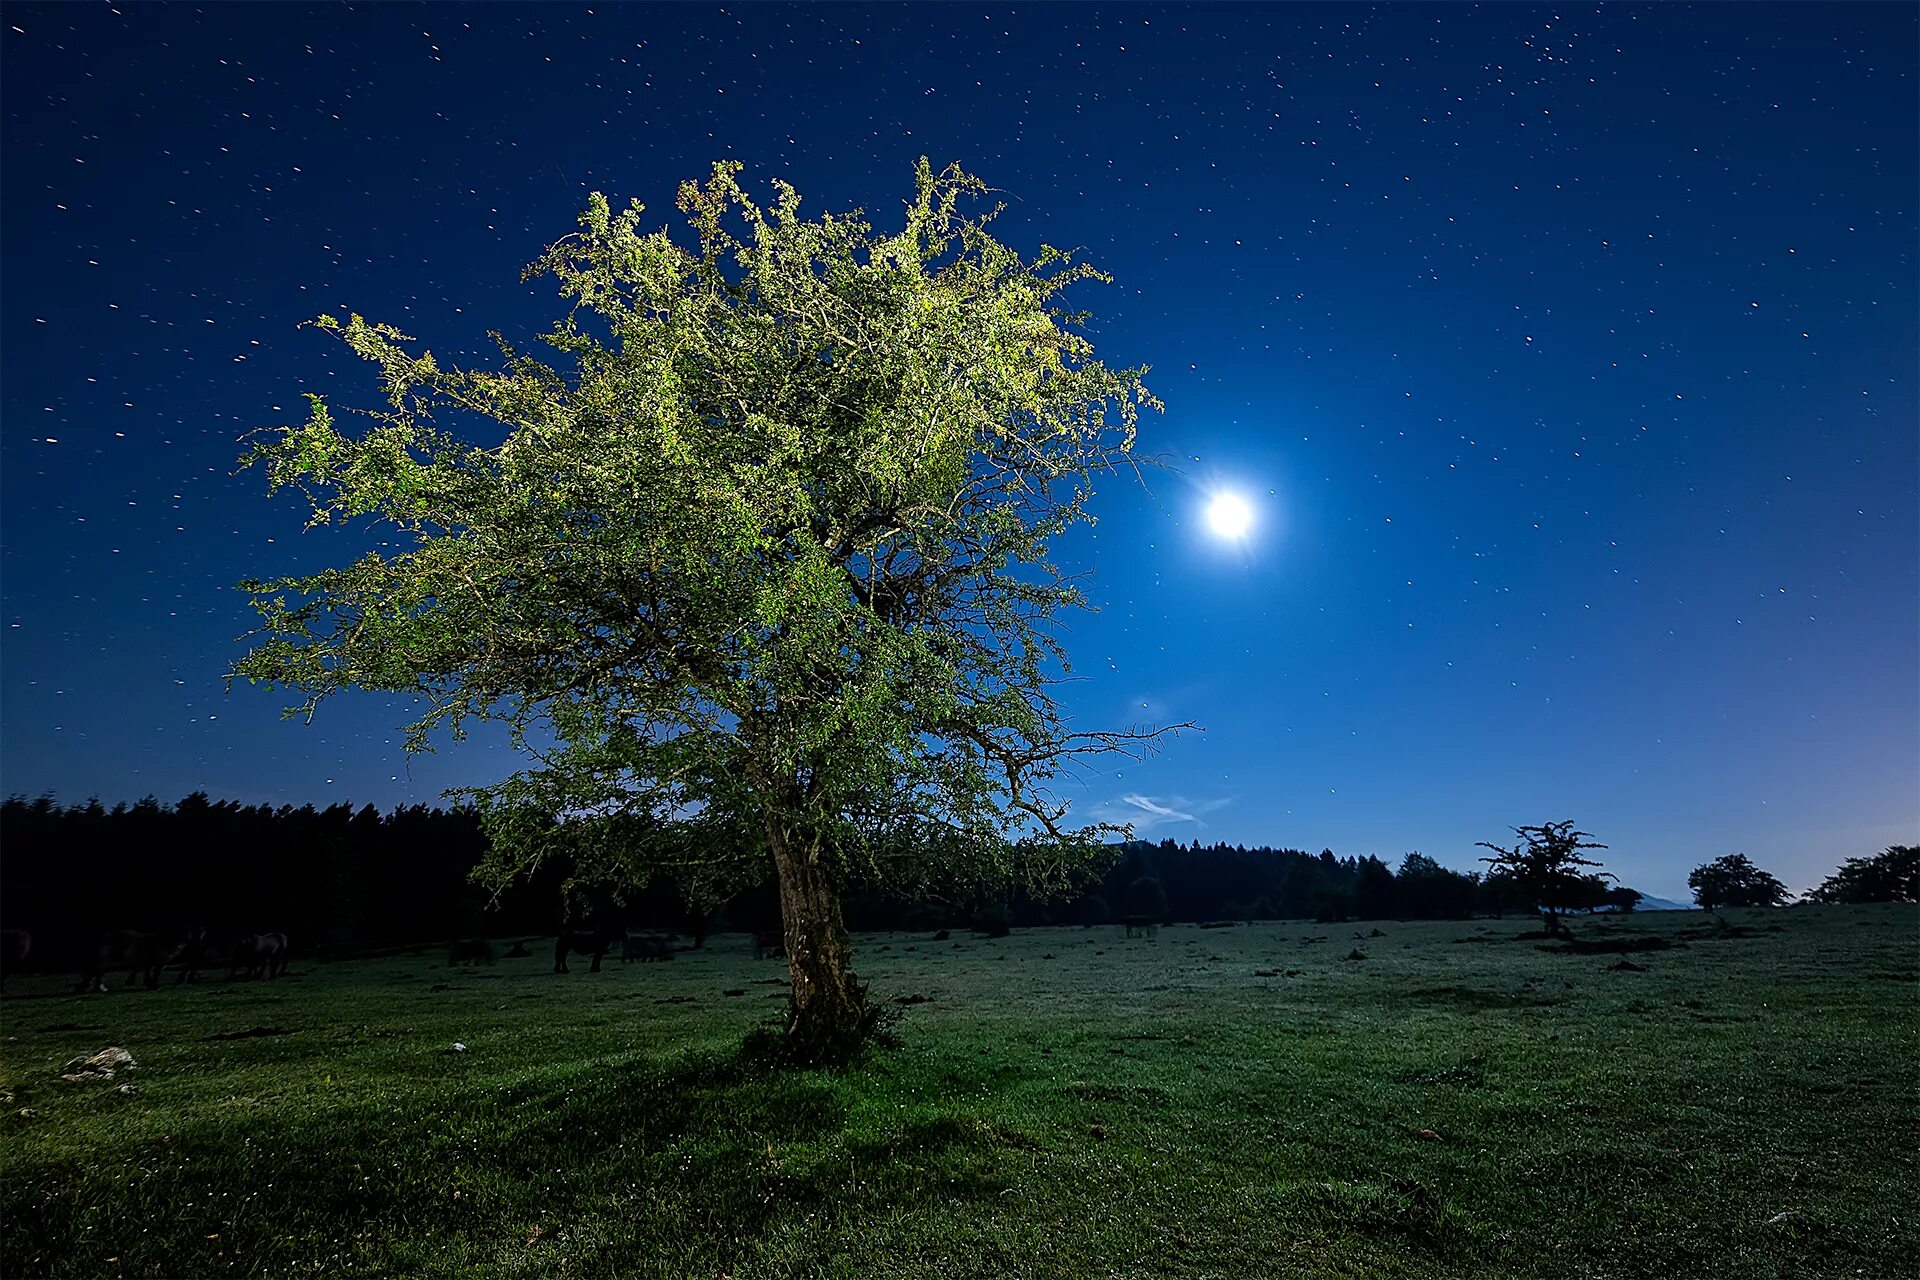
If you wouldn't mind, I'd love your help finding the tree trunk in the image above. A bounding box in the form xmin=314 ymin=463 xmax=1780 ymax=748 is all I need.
xmin=764 ymin=813 xmax=869 ymax=1064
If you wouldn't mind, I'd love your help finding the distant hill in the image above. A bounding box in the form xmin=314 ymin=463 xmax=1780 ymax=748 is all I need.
xmin=1633 ymin=893 xmax=1698 ymax=912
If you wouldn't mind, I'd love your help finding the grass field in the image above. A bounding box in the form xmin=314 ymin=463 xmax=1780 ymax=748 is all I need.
xmin=2 ymin=905 xmax=1914 ymax=1278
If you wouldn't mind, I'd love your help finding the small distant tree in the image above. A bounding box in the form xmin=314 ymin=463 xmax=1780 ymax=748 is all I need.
xmin=1806 ymin=845 xmax=1919 ymax=904
xmin=1476 ymin=821 xmax=1611 ymax=936
xmin=1562 ymin=872 xmax=1617 ymax=914
xmin=1687 ymin=853 xmax=1790 ymax=910
xmin=1603 ymin=885 xmax=1643 ymax=914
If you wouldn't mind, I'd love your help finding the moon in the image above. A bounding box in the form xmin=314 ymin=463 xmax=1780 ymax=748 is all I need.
xmin=1204 ymin=491 xmax=1254 ymax=539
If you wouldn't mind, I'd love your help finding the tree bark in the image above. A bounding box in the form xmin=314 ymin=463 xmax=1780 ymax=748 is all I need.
xmin=764 ymin=811 xmax=870 ymax=1063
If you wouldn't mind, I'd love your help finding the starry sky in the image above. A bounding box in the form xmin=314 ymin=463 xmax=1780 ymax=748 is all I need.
xmin=3 ymin=4 xmax=1914 ymax=898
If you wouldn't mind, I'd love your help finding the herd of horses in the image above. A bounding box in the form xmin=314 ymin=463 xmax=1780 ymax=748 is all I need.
xmin=0 ymin=927 xmax=289 ymax=993
xmin=546 ymin=919 xmax=785 ymax=972
xmin=0 ymin=923 xmax=791 ymax=992
xmin=548 ymin=923 xmax=752 ymax=971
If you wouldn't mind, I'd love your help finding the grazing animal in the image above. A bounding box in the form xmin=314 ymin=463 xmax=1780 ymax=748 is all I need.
xmin=753 ymin=929 xmax=784 ymax=960
xmin=231 ymin=932 xmax=290 ymax=980
xmin=447 ymin=938 xmax=495 ymax=967
xmin=170 ymin=927 xmax=210 ymax=984
xmin=554 ymin=925 xmax=617 ymax=974
xmin=0 ymin=929 xmax=30 ymax=991
xmin=1123 ymin=916 xmax=1159 ymax=939
xmin=78 ymin=930 xmax=174 ymax=992
xmin=621 ymin=932 xmax=673 ymax=963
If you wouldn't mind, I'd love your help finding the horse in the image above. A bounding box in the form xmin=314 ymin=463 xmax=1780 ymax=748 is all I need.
xmin=553 ymin=924 xmax=618 ymax=974
xmin=230 ymin=932 xmax=290 ymax=980
xmin=0 ymin=929 xmax=29 ymax=991
xmin=170 ymin=927 xmax=210 ymax=984
xmin=77 ymin=930 xmax=176 ymax=992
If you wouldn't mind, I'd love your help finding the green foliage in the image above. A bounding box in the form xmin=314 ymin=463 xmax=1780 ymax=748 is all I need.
xmin=1475 ymin=822 xmax=1611 ymax=933
xmin=233 ymin=159 xmax=1178 ymax=917
xmin=1806 ymin=845 xmax=1919 ymax=904
xmin=1687 ymin=853 xmax=1791 ymax=910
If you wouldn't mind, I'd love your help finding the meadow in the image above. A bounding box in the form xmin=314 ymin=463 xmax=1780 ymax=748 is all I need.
xmin=2 ymin=905 xmax=1914 ymax=1279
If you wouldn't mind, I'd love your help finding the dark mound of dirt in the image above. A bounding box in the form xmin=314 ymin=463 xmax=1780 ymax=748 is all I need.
xmin=1541 ymin=936 xmax=1674 ymax=955
xmin=203 ymin=1026 xmax=291 ymax=1041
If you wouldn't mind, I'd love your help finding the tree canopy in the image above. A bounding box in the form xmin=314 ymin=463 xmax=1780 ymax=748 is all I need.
xmin=1687 ymin=853 xmax=1789 ymax=910
xmin=1805 ymin=845 xmax=1918 ymax=905
xmin=1475 ymin=821 xmax=1611 ymax=934
xmin=233 ymin=160 xmax=1177 ymax=1058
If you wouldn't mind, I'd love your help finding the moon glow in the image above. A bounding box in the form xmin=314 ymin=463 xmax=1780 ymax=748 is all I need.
xmin=1205 ymin=491 xmax=1254 ymax=539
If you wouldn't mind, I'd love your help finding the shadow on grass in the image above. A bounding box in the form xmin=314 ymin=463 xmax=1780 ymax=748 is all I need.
xmin=2 ymin=1046 xmax=1014 ymax=1277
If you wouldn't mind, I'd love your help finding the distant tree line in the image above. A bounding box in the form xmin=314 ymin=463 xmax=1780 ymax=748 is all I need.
xmin=0 ymin=795 xmax=1617 ymax=951
xmin=4 ymin=796 xmax=1912 ymax=963
xmin=0 ymin=793 xmax=566 ymax=965
xmin=1059 ymin=838 xmax=1639 ymax=928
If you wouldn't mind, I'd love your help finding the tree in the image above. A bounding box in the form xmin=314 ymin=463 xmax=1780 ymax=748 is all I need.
xmin=1602 ymin=885 xmax=1643 ymax=913
xmin=1476 ymin=821 xmax=1612 ymax=936
xmin=1561 ymin=872 xmax=1616 ymax=914
xmin=232 ymin=160 xmax=1180 ymax=1062
xmin=1687 ymin=853 xmax=1790 ymax=910
xmin=1806 ymin=845 xmax=1919 ymax=904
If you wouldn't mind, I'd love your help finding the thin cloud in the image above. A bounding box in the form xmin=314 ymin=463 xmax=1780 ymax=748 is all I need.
xmin=1088 ymin=792 xmax=1233 ymax=835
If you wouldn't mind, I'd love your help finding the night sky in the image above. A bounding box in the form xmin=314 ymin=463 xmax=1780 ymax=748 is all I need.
xmin=3 ymin=4 xmax=1914 ymax=898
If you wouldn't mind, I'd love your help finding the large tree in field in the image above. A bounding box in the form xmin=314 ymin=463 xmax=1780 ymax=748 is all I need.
xmin=1476 ymin=821 xmax=1611 ymax=936
xmin=232 ymin=160 xmax=1179 ymax=1061
xmin=1687 ymin=853 xmax=1789 ymax=910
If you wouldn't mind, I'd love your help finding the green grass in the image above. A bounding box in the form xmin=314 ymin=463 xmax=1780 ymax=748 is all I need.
xmin=3 ymin=905 xmax=1915 ymax=1278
